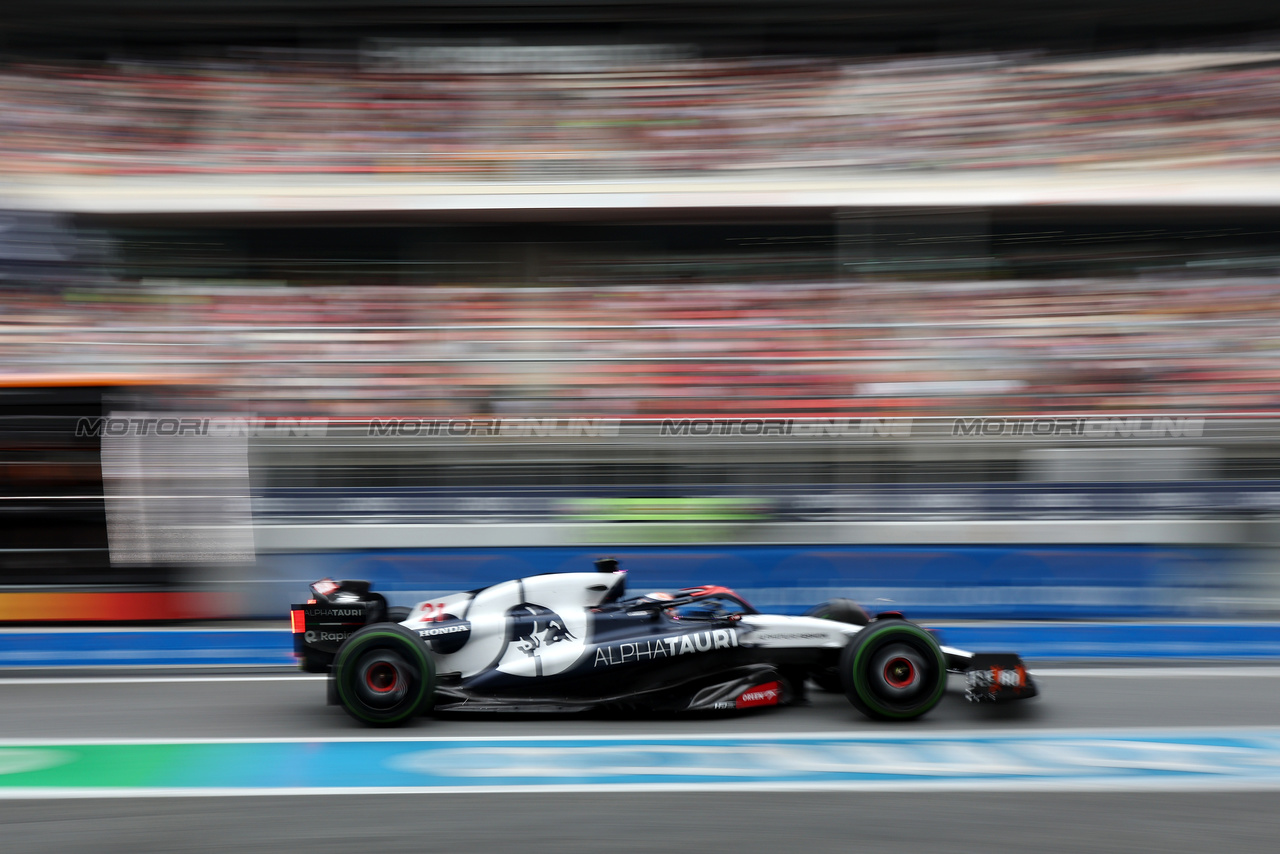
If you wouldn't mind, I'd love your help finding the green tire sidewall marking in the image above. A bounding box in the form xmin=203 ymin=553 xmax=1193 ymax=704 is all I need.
xmin=335 ymin=630 xmax=434 ymax=724
xmin=850 ymin=623 xmax=946 ymax=719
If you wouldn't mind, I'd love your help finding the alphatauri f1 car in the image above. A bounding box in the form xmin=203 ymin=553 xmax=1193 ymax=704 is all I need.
xmin=291 ymin=559 xmax=1037 ymax=726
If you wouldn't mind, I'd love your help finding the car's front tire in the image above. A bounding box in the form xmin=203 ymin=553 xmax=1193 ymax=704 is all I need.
xmin=332 ymin=623 xmax=435 ymax=726
xmin=841 ymin=619 xmax=947 ymax=721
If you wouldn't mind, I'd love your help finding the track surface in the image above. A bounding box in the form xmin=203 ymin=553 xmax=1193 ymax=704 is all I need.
xmin=0 ymin=668 xmax=1271 ymax=738
xmin=2 ymin=668 xmax=1279 ymax=852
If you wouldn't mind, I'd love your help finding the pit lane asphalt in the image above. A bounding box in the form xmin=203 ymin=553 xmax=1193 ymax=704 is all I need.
xmin=0 ymin=666 xmax=1272 ymax=738
xmin=2 ymin=667 xmax=1278 ymax=853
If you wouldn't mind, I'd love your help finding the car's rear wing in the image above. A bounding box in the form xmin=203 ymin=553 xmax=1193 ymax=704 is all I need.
xmin=290 ymin=578 xmax=389 ymax=671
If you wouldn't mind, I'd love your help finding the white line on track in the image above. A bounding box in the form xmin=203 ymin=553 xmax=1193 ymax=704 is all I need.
xmin=1030 ymin=667 xmax=1280 ymax=677
xmin=8 ymin=779 xmax=1280 ymax=799
xmin=3 ymin=724 xmax=1280 ymax=746
xmin=0 ymin=628 xmax=289 ymax=634
xmin=4 ymin=666 xmax=1280 ymax=686
xmin=0 ymin=675 xmax=325 ymax=686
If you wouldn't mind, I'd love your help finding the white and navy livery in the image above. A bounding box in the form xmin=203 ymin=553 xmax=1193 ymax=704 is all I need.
xmin=291 ymin=561 xmax=1037 ymax=726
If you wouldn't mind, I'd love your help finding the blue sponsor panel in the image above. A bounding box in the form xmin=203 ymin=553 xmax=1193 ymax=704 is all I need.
xmin=937 ymin=623 xmax=1280 ymax=659
xmin=255 ymin=544 xmax=1239 ymax=620
xmin=0 ymin=629 xmax=293 ymax=668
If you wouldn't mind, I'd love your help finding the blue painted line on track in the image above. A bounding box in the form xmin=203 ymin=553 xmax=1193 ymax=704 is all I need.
xmin=5 ymin=623 xmax=1280 ymax=667
xmin=364 ymin=730 xmax=1280 ymax=789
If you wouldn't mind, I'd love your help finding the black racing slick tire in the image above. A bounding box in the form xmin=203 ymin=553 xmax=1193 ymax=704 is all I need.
xmin=332 ymin=623 xmax=435 ymax=727
xmin=387 ymin=606 xmax=411 ymax=623
xmin=840 ymin=620 xmax=947 ymax=721
xmin=805 ymin=598 xmax=872 ymax=692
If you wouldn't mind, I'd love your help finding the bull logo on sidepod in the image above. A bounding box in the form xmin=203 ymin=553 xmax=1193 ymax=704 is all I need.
xmin=495 ymin=603 xmax=583 ymax=677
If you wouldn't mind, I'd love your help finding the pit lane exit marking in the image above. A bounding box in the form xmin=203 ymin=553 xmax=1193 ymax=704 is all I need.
xmin=0 ymin=675 xmax=327 ymax=686
xmin=4 ymin=728 xmax=1280 ymax=797
xmin=6 ymin=666 xmax=1280 ymax=686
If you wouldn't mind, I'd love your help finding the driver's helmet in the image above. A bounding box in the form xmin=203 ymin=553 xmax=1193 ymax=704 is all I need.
xmin=671 ymin=600 xmax=720 ymax=621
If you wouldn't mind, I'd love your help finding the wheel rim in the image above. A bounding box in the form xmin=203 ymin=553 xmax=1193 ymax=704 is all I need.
xmin=866 ymin=642 xmax=932 ymax=706
xmin=365 ymin=661 xmax=399 ymax=694
xmin=351 ymin=650 xmax=413 ymax=709
xmin=883 ymin=655 xmax=917 ymax=689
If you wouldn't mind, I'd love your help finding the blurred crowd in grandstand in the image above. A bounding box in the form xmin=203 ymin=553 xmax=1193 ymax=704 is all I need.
xmin=5 ymin=44 xmax=1280 ymax=417
xmin=3 ymin=276 xmax=1278 ymax=416
xmin=3 ymin=48 xmax=1280 ymax=177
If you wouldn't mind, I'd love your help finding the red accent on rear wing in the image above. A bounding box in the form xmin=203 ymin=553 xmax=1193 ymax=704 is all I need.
xmin=311 ymin=578 xmax=339 ymax=598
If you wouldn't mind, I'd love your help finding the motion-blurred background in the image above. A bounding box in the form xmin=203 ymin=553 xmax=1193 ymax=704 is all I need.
xmin=6 ymin=0 xmax=1280 ymax=626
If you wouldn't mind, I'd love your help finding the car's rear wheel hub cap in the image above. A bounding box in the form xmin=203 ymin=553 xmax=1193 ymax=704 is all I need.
xmin=366 ymin=662 xmax=399 ymax=693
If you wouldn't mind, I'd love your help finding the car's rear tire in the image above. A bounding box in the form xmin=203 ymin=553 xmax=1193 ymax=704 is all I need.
xmin=333 ymin=623 xmax=435 ymax=726
xmin=841 ymin=620 xmax=947 ymax=721
xmin=805 ymin=598 xmax=871 ymax=692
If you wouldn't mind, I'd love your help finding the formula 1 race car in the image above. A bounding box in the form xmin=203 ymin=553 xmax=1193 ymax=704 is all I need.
xmin=291 ymin=559 xmax=1037 ymax=726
